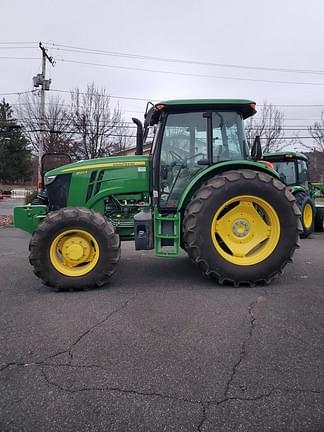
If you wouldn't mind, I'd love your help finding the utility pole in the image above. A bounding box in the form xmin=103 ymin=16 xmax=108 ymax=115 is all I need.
xmin=33 ymin=42 xmax=55 ymax=190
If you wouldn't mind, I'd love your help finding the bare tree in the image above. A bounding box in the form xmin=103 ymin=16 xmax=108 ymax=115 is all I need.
xmin=109 ymin=120 xmax=135 ymax=154
xmin=70 ymin=83 xmax=131 ymax=159
xmin=16 ymin=93 xmax=76 ymax=156
xmin=246 ymin=101 xmax=285 ymax=152
xmin=308 ymin=111 xmax=324 ymax=152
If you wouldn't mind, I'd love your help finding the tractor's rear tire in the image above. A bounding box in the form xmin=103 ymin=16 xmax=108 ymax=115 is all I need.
xmin=183 ymin=170 xmax=301 ymax=287
xmin=29 ymin=207 xmax=120 ymax=290
xmin=294 ymin=191 xmax=315 ymax=238
xmin=314 ymin=208 xmax=324 ymax=232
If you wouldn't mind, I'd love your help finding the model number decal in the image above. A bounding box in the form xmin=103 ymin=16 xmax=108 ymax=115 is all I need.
xmin=62 ymin=161 xmax=146 ymax=173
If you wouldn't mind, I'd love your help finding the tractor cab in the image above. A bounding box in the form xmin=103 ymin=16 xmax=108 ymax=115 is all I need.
xmin=263 ymin=152 xmax=309 ymax=192
xmin=138 ymin=99 xmax=257 ymax=209
xmin=263 ymin=151 xmax=315 ymax=237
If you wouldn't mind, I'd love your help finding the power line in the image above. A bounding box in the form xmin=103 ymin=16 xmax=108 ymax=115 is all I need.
xmin=249 ymin=128 xmax=319 ymax=131
xmin=21 ymin=129 xmax=135 ymax=138
xmin=56 ymin=58 xmax=324 ymax=87
xmin=50 ymin=88 xmax=157 ymax=102
xmin=0 ymin=47 xmax=37 ymax=50
xmin=48 ymin=89 xmax=324 ymax=107
xmin=49 ymin=43 xmax=324 ymax=76
xmin=4 ymin=87 xmax=324 ymax=108
xmin=0 ymin=41 xmax=37 ymax=45
xmin=259 ymin=136 xmax=315 ymax=140
xmin=9 ymin=103 xmax=324 ymax=119
xmin=11 ymin=118 xmax=321 ymax=131
xmin=13 ymin=127 xmax=316 ymax=140
xmin=11 ymin=118 xmax=137 ymax=127
xmin=264 ymin=104 xmax=324 ymax=108
xmin=0 ymin=56 xmax=38 ymax=60
xmin=0 ymin=90 xmax=36 ymax=96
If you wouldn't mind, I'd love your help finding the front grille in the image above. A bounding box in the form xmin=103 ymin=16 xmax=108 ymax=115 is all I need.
xmin=47 ymin=174 xmax=71 ymax=210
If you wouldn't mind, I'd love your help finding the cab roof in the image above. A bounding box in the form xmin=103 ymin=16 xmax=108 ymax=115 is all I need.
xmin=263 ymin=151 xmax=308 ymax=161
xmin=155 ymin=99 xmax=257 ymax=119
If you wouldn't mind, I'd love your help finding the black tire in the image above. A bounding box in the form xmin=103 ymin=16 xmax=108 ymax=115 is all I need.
xmin=314 ymin=208 xmax=324 ymax=232
xmin=294 ymin=191 xmax=315 ymax=238
xmin=29 ymin=207 xmax=120 ymax=290
xmin=183 ymin=169 xmax=301 ymax=287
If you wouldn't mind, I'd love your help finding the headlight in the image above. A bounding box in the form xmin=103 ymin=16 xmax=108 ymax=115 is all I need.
xmin=44 ymin=175 xmax=56 ymax=186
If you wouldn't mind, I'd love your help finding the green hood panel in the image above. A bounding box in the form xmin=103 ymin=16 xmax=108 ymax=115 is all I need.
xmin=53 ymin=155 xmax=152 ymax=211
xmin=46 ymin=155 xmax=150 ymax=177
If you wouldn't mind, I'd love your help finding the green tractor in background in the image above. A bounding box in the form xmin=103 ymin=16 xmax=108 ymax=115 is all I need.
xmin=14 ymin=99 xmax=301 ymax=290
xmin=263 ymin=151 xmax=324 ymax=237
xmin=311 ymin=183 xmax=324 ymax=232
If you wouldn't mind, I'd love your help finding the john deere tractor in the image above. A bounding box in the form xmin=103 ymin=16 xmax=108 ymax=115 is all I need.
xmin=14 ymin=99 xmax=301 ymax=290
xmin=262 ymin=151 xmax=321 ymax=237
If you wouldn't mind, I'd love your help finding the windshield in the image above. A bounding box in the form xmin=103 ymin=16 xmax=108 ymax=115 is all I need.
xmin=159 ymin=111 xmax=247 ymax=207
xmin=272 ymin=161 xmax=297 ymax=185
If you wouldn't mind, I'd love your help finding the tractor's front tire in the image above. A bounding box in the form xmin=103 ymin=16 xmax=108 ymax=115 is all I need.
xmin=183 ymin=170 xmax=301 ymax=287
xmin=294 ymin=191 xmax=315 ymax=238
xmin=29 ymin=207 xmax=120 ymax=290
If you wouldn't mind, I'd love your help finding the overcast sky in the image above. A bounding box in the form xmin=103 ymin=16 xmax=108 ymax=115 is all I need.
xmin=1 ymin=0 xmax=324 ymax=146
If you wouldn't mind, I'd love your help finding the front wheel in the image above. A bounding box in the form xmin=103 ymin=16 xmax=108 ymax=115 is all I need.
xmin=29 ymin=207 xmax=120 ymax=290
xmin=183 ymin=170 xmax=301 ymax=286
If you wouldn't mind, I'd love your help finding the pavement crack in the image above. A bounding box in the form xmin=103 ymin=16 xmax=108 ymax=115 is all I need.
xmin=217 ymin=386 xmax=278 ymax=406
xmin=216 ymin=386 xmax=324 ymax=407
xmin=197 ymin=403 xmax=209 ymax=431
xmin=223 ymin=298 xmax=257 ymax=399
xmin=284 ymin=387 xmax=324 ymax=395
xmin=40 ymin=367 xmax=203 ymax=406
xmin=0 ymin=362 xmax=21 ymax=372
xmin=0 ymin=361 xmax=36 ymax=372
xmin=45 ymin=293 xmax=138 ymax=363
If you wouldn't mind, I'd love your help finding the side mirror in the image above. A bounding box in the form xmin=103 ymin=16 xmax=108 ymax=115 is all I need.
xmin=251 ymin=136 xmax=262 ymax=161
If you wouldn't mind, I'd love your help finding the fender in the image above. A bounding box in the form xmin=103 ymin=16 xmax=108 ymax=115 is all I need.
xmin=177 ymin=160 xmax=281 ymax=212
xmin=290 ymin=185 xmax=306 ymax=195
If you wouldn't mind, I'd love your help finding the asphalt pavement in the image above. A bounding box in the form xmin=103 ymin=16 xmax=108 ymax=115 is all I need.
xmin=0 ymin=226 xmax=323 ymax=432
xmin=0 ymin=198 xmax=24 ymax=217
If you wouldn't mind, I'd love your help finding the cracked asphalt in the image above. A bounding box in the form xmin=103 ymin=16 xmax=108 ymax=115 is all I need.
xmin=0 ymin=226 xmax=323 ymax=432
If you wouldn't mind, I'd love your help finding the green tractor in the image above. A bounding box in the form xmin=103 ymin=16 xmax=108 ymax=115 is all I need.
xmin=311 ymin=183 xmax=324 ymax=232
xmin=14 ymin=99 xmax=301 ymax=290
xmin=263 ymin=151 xmax=324 ymax=237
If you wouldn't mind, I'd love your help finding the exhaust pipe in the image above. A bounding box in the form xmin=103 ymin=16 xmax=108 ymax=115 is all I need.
xmin=132 ymin=118 xmax=144 ymax=155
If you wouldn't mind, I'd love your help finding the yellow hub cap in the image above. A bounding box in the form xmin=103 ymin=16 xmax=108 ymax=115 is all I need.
xmin=303 ymin=203 xmax=313 ymax=229
xmin=50 ymin=229 xmax=100 ymax=277
xmin=211 ymin=195 xmax=280 ymax=266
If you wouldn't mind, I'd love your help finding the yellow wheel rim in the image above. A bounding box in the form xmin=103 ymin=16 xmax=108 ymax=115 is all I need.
xmin=303 ymin=203 xmax=313 ymax=229
xmin=49 ymin=229 xmax=100 ymax=277
xmin=210 ymin=195 xmax=280 ymax=266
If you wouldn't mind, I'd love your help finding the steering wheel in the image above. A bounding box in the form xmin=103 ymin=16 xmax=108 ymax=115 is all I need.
xmin=169 ymin=150 xmax=185 ymax=164
xmin=169 ymin=150 xmax=205 ymax=167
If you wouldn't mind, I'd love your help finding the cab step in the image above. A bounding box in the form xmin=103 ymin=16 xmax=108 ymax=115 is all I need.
xmin=154 ymin=210 xmax=180 ymax=257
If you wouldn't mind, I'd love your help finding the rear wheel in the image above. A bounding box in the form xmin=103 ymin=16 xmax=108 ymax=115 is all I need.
xmin=29 ymin=207 xmax=120 ymax=290
xmin=183 ymin=170 xmax=301 ymax=286
xmin=294 ymin=191 xmax=315 ymax=238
